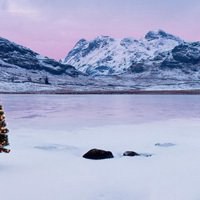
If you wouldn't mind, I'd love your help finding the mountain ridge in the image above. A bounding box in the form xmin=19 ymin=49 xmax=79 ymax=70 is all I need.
xmin=1 ymin=30 xmax=200 ymax=92
xmin=0 ymin=36 xmax=84 ymax=86
xmin=63 ymin=30 xmax=192 ymax=76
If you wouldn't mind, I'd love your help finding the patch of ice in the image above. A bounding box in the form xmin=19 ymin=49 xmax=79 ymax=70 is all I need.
xmin=155 ymin=143 xmax=176 ymax=147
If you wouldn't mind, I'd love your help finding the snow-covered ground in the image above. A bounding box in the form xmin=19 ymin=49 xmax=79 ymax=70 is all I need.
xmin=1 ymin=95 xmax=200 ymax=200
xmin=1 ymin=75 xmax=200 ymax=93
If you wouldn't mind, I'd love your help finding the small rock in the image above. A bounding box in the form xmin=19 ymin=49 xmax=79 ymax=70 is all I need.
xmin=123 ymin=151 xmax=140 ymax=157
xmin=83 ymin=148 xmax=114 ymax=160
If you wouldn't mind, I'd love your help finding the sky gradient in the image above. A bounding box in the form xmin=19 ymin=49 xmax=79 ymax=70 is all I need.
xmin=0 ymin=0 xmax=200 ymax=60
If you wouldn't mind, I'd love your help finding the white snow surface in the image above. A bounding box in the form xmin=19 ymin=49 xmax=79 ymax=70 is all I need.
xmin=1 ymin=94 xmax=200 ymax=200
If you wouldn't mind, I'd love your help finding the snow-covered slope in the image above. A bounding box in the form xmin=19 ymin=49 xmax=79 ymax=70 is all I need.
xmin=63 ymin=30 xmax=184 ymax=75
xmin=0 ymin=37 xmax=82 ymax=85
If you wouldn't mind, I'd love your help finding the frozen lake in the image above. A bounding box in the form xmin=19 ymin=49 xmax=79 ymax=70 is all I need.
xmin=1 ymin=94 xmax=200 ymax=130
xmin=1 ymin=94 xmax=200 ymax=200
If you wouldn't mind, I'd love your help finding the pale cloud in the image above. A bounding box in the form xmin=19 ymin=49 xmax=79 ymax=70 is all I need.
xmin=1 ymin=0 xmax=40 ymax=17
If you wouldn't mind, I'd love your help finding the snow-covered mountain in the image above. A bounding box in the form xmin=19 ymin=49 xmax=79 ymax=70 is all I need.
xmin=63 ymin=30 xmax=199 ymax=78
xmin=0 ymin=37 xmax=82 ymax=85
xmin=1 ymin=31 xmax=200 ymax=93
xmin=63 ymin=30 xmax=187 ymax=75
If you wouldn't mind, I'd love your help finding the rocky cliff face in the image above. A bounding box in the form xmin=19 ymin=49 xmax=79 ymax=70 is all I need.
xmin=160 ymin=42 xmax=200 ymax=71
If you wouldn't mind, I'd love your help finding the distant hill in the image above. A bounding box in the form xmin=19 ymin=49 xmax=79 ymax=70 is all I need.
xmin=0 ymin=37 xmax=82 ymax=85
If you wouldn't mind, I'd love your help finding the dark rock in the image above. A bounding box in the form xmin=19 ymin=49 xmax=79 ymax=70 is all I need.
xmin=160 ymin=59 xmax=183 ymax=69
xmin=145 ymin=30 xmax=181 ymax=41
xmin=83 ymin=148 xmax=114 ymax=160
xmin=160 ymin=42 xmax=200 ymax=71
xmin=85 ymin=65 xmax=115 ymax=76
xmin=172 ymin=43 xmax=200 ymax=64
xmin=128 ymin=63 xmax=145 ymax=73
xmin=123 ymin=151 xmax=140 ymax=157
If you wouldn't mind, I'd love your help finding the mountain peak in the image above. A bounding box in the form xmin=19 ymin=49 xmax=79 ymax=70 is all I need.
xmin=94 ymin=35 xmax=114 ymax=41
xmin=92 ymin=36 xmax=115 ymax=44
xmin=74 ymin=39 xmax=88 ymax=49
xmin=63 ymin=30 xmax=187 ymax=76
xmin=144 ymin=29 xmax=182 ymax=41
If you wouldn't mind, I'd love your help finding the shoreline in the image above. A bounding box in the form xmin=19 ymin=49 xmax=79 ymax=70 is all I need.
xmin=1 ymin=89 xmax=200 ymax=95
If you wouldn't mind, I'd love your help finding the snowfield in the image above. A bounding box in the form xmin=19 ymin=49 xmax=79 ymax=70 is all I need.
xmin=1 ymin=75 xmax=200 ymax=93
xmin=1 ymin=94 xmax=200 ymax=200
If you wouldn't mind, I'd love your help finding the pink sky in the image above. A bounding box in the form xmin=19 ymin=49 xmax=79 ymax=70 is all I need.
xmin=0 ymin=0 xmax=200 ymax=60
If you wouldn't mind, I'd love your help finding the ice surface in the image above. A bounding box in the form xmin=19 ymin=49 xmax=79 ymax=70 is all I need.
xmin=155 ymin=143 xmax=176 ymax=147
xmin=0 ymin=95 xmax=200 ymax=200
